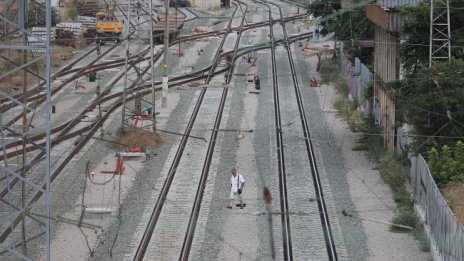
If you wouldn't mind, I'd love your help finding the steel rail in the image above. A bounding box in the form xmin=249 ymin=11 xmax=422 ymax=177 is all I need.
xmin=271 ymin=1 xmax=338 ymax=260
xmin=0 ymin=30 xmax=311 ymax=161
xmin=179 ymin=1 xmax=248 ymax=259
xmin=131 ymin=50 xmax=207 ymax=261
xmin=0 ymin=43 xmax=125 ymax=130
xmin=264 ymin=1 xmax=294 ymax=259
xmin=0 ymin=14 xmax=306 ymax=118
xmin=0 ymin=10 xmax=312 ymax=246
xmin=0 ymin=0 xmax=144 ymax=115
xmin=133 ymin=4 xmax=239 ymax=260
xmin=0 ymin=50 xmax=231 ymax=161
xmin=0 ymin=60 xmax=230 ymax=244
xmin=0 ymin=54 xmax=155 ymax=226
xmin=0 ymin=46 xmax=98 ymax=105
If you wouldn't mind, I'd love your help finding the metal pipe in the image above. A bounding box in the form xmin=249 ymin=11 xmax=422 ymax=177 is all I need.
xmin=122 ymin=0 xmax=132 ymax=128
xmin=149 ymin=0 xmax=157 ymax=131
xmin=162 ymin=0 xmax=170 ymax=107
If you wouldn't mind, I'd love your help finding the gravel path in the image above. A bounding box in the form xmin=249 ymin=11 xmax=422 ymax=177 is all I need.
xmin=314 ymin=82 xmax=432 ymax=261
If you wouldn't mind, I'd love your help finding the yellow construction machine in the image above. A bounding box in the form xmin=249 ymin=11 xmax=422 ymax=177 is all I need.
xmin=96 ymin=3 xmax=123 ymax=43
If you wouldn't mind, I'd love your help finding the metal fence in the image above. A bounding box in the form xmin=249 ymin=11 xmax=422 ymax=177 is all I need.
xmin=397 ymin=127 xmax=464 ymax=261
xmin=336 ymin=40 xmax=464 ymax=260
xmin=375 ymin=0 xmax=423 ymax=8
xmin=336 ymin=41 xmax=374 ymax=114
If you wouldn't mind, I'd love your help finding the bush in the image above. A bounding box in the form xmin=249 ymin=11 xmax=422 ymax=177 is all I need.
xmin=391 ymin=207 xmax=419 ymax=232
xmin=363 ymin=82 xmax=373 ymax=99
xmin=67 ymin=6 xmax=78 ymax=21
xmin=428 ymin=140 xmax=464 ymax=186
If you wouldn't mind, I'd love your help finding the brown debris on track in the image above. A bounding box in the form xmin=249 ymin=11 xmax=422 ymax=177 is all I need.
xmin=112 ymin=126 xmax=165 ymax=152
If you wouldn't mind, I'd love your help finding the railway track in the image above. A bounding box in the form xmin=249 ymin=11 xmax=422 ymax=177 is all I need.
xmin=0 ymin=58 xmax=232 ymax=244
xmin=278 ymin=6 xmax=338 ymax=261
xmin=265 ymin=2 xmax=293 ymax=259
xmin=0 ymin=12 xmax=305 ymax=122
xmin=179 ymin=1 xmax=248 ymax=259
xmin=267 ymin=0 xmax=338 ymax=259
xmin=133 ymin=3 xmax=241 ymax=260
xmin=0 ymin=28 xmax=310 ymax=172
xmin=0 ymin=28 xmax=312 ymax=246
xmin=1 ymin=0 xmax=315 ymax=255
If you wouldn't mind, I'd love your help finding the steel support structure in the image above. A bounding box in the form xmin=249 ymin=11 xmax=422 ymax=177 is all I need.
xmin=162 ymin=0 xmax=169 ymax=108
xmin=121 ymin=0 xmax=156 ymax=129
xmin=429 ymin=0 xmax=451 ymax=65
xmin=121 ymin=0 xmax=133 ymax=128
xmin=0 ymin=0 xmax=52 ymax=259
xmin=149 ymin=0 xmax=156 ymax=132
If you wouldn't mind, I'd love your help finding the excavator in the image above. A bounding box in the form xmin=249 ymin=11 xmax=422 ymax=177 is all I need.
xmin=96 ymin=3 xmax=123 ymax=43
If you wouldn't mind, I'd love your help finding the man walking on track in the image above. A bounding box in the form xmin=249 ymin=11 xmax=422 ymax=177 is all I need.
xmin=228 ymin=168 xmax=245 ymax=209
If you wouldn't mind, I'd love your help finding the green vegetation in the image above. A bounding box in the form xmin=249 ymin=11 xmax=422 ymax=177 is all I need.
xmin=428 ymin=141 xmax=464 ymax=186
xmin=329 ymin=75 xmax=430 ymax=252
xmin=394 ymin=0 xmax=464 ymax=221
xmin=319 ymin=58 xmax=365 ymax=132
xmin=363 ymin=82 xmax=373 ymax=100
xmin=400 ymin=1 xmax=464 ymax=74
xmin=356 ymin=121 xmax=429 ymax=252
xmin=386 ymin=60 xmax=464 ymax=154
xmin=67 ymin=6 xmax=78 ymax=21
xmin=306 ymin=0 xmax=374 ymax=48
xmin=28 ymin=6 xmax=59 ymax=26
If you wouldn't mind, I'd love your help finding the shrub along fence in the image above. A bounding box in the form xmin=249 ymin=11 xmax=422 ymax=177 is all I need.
xmin=336 ymin=41 xmax=463 ymax=260
xmin=397 ymin=127 xmax=464 ymax=261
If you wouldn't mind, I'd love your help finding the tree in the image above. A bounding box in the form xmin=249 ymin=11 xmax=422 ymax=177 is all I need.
xmin=428 ymin=141 xmax=464 ymax=185
xmin=28 ymin=5 xmax=59 ymax=26
xmin=67 ymin=5 xmax=78 ymax=21
xmin=386 ymin=60 xmax=464 ymax=153
xmin=400 ymin=1 xmax=464 ymax=74
xmin=306 ymin=0 xmax=374 ymax=65
xmin=306 ymin=0 xmax=374 ymax=46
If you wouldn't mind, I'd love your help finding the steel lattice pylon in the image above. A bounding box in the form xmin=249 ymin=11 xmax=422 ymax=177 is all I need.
xmin=121 ymin=0 xmax=157 ymax=131
xmin=0 ymin=0 xmax=52 ymax=259
xmin=429 ymin=0 xmax=451 ymax=65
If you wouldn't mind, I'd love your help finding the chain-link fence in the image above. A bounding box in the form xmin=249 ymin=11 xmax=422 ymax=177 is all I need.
xmin=397 ymin=127 xmax=464 ymax=261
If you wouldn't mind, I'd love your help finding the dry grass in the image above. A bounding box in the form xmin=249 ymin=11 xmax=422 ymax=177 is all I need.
xmin=0 ymin=73 xmax=41 ymax=92
xmin=443 ymin=183 xmax=464 ymax=224
xmin=112 ymin=126 xmax=165 ymax=152
xmin=55 ymin=47 xmax=74 ymax=61
xmin=0 ymin=46 xmax=76 ymax=95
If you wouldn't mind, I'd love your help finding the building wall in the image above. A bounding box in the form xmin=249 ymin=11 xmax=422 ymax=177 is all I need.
xmin=373 ymin=26 xmax=399 ymax=150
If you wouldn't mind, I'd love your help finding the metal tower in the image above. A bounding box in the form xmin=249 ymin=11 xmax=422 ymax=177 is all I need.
xmin=121 ymin=0 xmax=157 ymax=131
xmin=0 ymin=0 xmax=52 ymax=259
xmin=429 ymin=0 xmax=451 ymax=65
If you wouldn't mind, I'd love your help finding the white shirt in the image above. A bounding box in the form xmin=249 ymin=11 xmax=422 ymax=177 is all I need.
xmin=231 ymin=174 xmax=245 ymax=193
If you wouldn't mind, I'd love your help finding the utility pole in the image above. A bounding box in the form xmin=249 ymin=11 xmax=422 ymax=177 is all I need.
xmin=149 ymin=0 xmax=156 ymax=132
xmin=96 ymin=83 xmax=104 ymax=136
xmin=122 ymin=0 xmax=132 ymax=128
xmin=162 ymin=0 xmax=170 ymax=108
xmin=19 ymin=0 xmax=28 ymax=255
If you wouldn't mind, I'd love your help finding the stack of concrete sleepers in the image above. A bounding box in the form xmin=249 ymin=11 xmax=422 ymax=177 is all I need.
xmin=77 ymin=16 xmax=96 ymax=29
xmin=56 ymin=23 xmax=83 ymax=39
xmin=27 ymin=27 xmax=56 ymax=52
